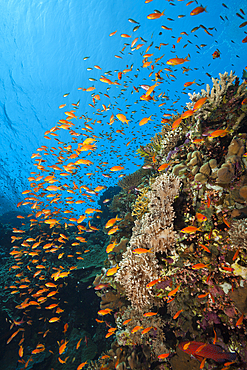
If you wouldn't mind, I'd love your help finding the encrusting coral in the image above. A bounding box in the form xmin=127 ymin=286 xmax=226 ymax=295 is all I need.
xmin=229 ymin=218 xmax=247 ymax=253
xmin=216 ymin=136 xmax=245 ymax=184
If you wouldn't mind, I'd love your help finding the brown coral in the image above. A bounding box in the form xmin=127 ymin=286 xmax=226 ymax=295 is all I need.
xmin=115 ymin=173 xmax=181 ymax=309
xmin=216 ymin=137 xmax=245 ymax=184
xmin=118 ymin=169 xmax=146 ymax=191
xmin=116 ymin=306 xmax=166 ymax=357
xmin=131 ymin=187 xmax=150 ymax=219
xmin=229 ymin=218 xmax=247 ymax=252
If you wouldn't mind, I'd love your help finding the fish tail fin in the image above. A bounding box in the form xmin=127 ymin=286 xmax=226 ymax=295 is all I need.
xmin=216 ymin=352 xmax=237 ymax=363
xmin=204 ymin=6 xmax=207 ymax=13
xmin=226 ymin=352 xmax=237 ymax=362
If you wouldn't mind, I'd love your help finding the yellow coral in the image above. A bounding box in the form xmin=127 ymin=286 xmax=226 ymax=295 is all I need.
xmin=132 ymin=187 xmax=150 ymax=219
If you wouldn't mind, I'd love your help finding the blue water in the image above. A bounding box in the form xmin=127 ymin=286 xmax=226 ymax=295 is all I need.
xmin=0 ymin=0 xmax=246 ymax=216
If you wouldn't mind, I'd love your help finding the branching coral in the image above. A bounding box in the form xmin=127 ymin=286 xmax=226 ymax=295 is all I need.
xmin=137 ymin=133 xmax=164 ymax=165
xmin=131 ymin=173 xmax=181 ymax=255
xmin=115 ymin=249 xmax=160 ymax=309
xmin=186 ymin=71 xmax=244 ymax=121
xmin=159 ymin=126 xmax=183 ymax=159
xmin=201 ymin=71 xmax=237 ymax=106
xmin=116 ymin=306 xmax=167 ymax=357
xmin=131 ymin=187 xmax=150 ymax=219
xmin=115 ymin=173 xmax=181 ymax=309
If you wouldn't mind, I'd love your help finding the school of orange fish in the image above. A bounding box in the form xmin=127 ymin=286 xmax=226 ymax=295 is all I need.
xmin=3 ymin=0 xmax=247 ymax=369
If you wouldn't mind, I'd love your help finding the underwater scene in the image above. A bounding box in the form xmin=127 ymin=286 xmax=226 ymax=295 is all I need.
xmin=0 ymin=0 xmax=247 ymax=369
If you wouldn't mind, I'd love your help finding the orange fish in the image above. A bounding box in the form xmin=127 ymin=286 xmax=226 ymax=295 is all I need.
xmin=232 ymin=248 xmax=240 ymax=261
xmin=143 ymin=312 xmax=158 ymax=317
xmin=32 ymin=348 xmax=45 ymax=354
xmin=106 ymin=265 xmax=119 ymax=276
xmin=141 ymin=326 xmax=154 ymax=334
xmin=199 ymin=357 xmax=207 ymax=369
xmin=158 ymin=163 xmax=170 ymax=171
xmin=105 ymin=331 xmax=115 ymax=338
xmin=109 ymin=30 xmax=117 ymax=36
xmin=193 ymin=97 xmax=207 ymax=111
xmin=106 ymin=241 xmax=118 ymax=253
xmin=181 ymin=226 xmax=201 ymax=233
xmin=98 ymin=308 xmax=113 ymax=316
xmin=145 ymin=84 xmax=158 ymax=97
xmin=208 ymin=128 xmax=228 ymax=138
xmin=171 ymin=116 xmax=182 ymax=130
xmin=213 ymin=328 xmax=217 ymax=345
xmin=131 ymin=325 xmax=143 ymax=333
xmin=116 ymin=114 xmax=129 ymax=124
xmin=77 ymin=361 xmax=88 ymax=369
xmin=192 ymin=263 xmax=208 ymax=270
xmin=110 ymin=166 xmax=124 ymax=171
xmin=190 ymin=6 xmax=207 ymax=16
xmin=196 ymin=213 xmax=207 ymax=222
xmin=166 ymin=56 xmax=189 ymax=65
xmin=107 ymin=226 xmax=119 ymax=235
xmin=122 ymin=318 xmax=132 ymax=325
xmin=173 ymin=309 xmax=184 ymax=319
xmin=198 ymin=292 xmax=209 ymax=298
xmin=19 ymin=345 xmax=24 ymax=357
xmin=76 ymin=338 xmax=82 ymax=350
xmin=133 ymin=248 xmax=152 ymax=254
xmin=7 ymin=329 xmax=21 ymax=344
xmin=223 ymin=216 xmax=230 ymax=228
xmin=58 ymin=357 xmax=69 ymax=364
xmin=168 ymin=284 xmax=181 ymax=297
xmin=183 ymin=342 xmax=191 ymax=350
xmin=207 ymin=195 xmax=211 ymax=208
xmin=181 ymin=110 xmax=194 ymax=119
xmin=198 ymin=243 xmax=211 ymax=253
xmin=59 ymin=340 xmax=69 ymax=355
xmin=158 ymin=353 xmax=170 ymax=359
xmin=184 ymin=80 xmax=196 ymax=87
xmin=147 ymin=10 xmax=165 ymax=20
xmin=193 ymin=138 xmax=204 ymax=143
xmin=105 ymin=216 xmax=121 ymax=229
xmin=48 ymin=317 xmax=60 ymax=323
xmin=146 ymin=278 xmax=161 ymax=288
xmin=63 ymin=323 xmax=68 ymax=334
xmin=139 ymin=115 xmax=153 ymax=126
xmin=101 ymin=355 xmax=110 ymax=359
